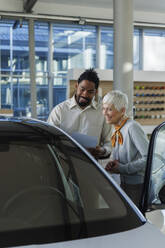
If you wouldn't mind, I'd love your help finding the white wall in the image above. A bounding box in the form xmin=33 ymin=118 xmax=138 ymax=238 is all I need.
xmin=68 ymin=69 xmax=165 ymax=82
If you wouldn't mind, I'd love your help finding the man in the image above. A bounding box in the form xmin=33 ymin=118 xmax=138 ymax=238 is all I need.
xmin=48 ymin=68 xmax=112 ymax=159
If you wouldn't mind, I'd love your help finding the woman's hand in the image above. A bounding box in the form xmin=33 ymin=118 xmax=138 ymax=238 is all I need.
xmin=105 ymin=160 xmax=119 ymax=173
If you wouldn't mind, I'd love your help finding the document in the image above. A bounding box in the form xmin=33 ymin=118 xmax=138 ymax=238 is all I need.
xmin=71 ymin=132 xmax=98 ymax=148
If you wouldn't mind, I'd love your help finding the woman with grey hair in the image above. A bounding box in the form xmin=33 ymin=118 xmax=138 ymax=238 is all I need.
xmin=102 ymin=90 xmax=149 ymax=208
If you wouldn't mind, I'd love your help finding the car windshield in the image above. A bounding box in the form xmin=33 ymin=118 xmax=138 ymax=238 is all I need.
xmin=0 ymin=130 xmax=144 ymax=246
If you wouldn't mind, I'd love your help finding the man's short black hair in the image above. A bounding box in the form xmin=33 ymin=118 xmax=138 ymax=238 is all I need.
xmin=77 ymin=68 xmax=99 ymax=89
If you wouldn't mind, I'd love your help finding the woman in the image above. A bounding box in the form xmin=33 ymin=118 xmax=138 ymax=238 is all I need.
xmin=102 ymin=90 xmax=149 ymax=207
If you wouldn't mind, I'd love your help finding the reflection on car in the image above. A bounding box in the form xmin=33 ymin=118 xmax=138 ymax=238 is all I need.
xmin=0 ymin=117 xmax=164 ymax=247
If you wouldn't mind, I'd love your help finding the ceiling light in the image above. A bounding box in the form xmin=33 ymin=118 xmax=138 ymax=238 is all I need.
xmin=79 ymin=18 xmax=86 ymax=25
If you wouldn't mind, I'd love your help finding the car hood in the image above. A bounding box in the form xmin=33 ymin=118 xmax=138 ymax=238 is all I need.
xmin=14 ymin=222 xmax=165 ymax=248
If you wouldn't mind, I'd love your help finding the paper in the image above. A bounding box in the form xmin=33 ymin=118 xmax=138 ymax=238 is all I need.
xmin=71 ymin=132 xmax=98 ymax=148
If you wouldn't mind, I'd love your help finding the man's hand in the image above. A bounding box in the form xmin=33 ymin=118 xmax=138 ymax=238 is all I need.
xmin=87 ymin=146 xmax=106 ymax=159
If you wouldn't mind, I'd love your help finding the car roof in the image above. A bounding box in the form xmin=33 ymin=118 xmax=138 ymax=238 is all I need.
xmin=0 ymin=117 xmax=61 ymax=138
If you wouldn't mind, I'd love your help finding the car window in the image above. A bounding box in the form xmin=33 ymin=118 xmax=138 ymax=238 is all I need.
xmin=147 ymin=125 xmax=165 ymax=205
xmin=152 ymin=129 xmax=165 ymax=173
xmin=0 ymin=133 xmax=144 ymax=247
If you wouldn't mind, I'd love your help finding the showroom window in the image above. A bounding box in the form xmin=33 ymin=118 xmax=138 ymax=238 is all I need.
xmin=34 ymin=22 xmax=49 ymax=120
xmin=133 ymin=28 xmax=141 ymax=70
xmin=0 ymin=19 xmax=164 ymax=120
xmin=143 ymin=28 xmax=165 ymax=71
xmin=100 ymin=26 xmax=114 ymax=69
xmin=52 ymin=24 xmax=97 ymax=85
xmin=0 ymin=19 xmax=30 ymax=117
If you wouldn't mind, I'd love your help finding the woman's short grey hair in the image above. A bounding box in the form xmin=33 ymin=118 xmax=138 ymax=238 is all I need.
xmin=103 ymin=90 xmax=128 ymax=112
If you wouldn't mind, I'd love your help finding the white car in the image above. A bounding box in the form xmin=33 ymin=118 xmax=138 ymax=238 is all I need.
xmin=0 ymin=118 xmax=165 ymax=247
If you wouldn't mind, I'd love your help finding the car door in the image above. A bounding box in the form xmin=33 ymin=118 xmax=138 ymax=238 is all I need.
xmin=141 ymin=121 xmax=165 ymax=233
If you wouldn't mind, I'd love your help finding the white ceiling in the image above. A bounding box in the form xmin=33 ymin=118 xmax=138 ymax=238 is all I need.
xmin=37 ymin=0 xmax=165 ymax=13
xmin=1 ymin=0 xmax=165 ymax=25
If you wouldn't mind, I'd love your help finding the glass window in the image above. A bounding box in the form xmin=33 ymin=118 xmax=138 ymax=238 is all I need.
xmin=100 ymin=26 xmax=114 ymax=69
xmin=35 ymin=22 xmax=48 ymax=75
xmin=0 ymin=19 xmax=30 ymax=117
xmin=143 ymin=28 xmax=165 ymax=71
xmin=100 ymin=27 xmax=141 ymax=70
xmin=35 ymin=22 xmax=49 ymax=120
xmin=52 ymin=24 xmax=96 ymax=85
xmin=0 ymin=127 xmax=143 ymax=246
xmin=134 ymin=28 xmax=141 ymax=70
xmin=3 ymin=21 xmax=165 ymax=121
xmin=0 ymin=20 xmax=29 ymax=75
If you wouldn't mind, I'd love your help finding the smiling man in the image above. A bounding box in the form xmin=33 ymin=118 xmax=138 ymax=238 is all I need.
xmin=47 ymin=68 xmax=112 ymax=159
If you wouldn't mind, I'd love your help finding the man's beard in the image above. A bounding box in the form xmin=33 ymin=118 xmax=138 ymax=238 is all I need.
xmin=76 ymin=95 xmax=91 ymax=107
